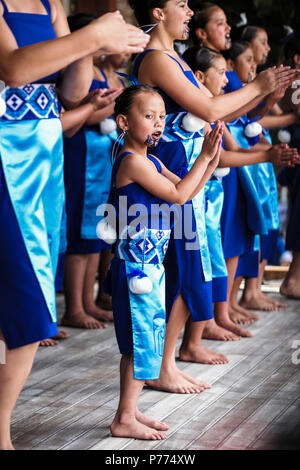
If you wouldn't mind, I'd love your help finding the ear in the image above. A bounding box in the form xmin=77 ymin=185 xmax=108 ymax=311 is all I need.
xmin=293 ymin=53 xmax=300 ymax=66
xmin=194 ymin=69 xmax=205 ymax=83
xmin=116 ymin=114 xmax=128 ymax=131
xmin=226 ymin=58 xmax=234 ymax=71
xmin=152 ymin=7 xmax=164 ymax=23
xmin=195 ymin=27 xmax=207 ymax=43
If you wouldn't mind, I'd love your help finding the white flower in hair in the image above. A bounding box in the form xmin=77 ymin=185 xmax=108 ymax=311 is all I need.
xmin=96 ymin=219 xmax=117 ymax=245
xmin=182 ymin=113 xmax=206 ymax=133
xmin=278 ymin=129 xmax=291 ymax=144
xmin=99 ymin=118 xmax=117 ymax=135
xmin=129 ymin=273 xmax=153 ymax=294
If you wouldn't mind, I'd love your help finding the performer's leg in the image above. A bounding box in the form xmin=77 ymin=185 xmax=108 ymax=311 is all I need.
xmin=230 ymin=276 xmax=260 ymax=322
xmin=179 ymin=318 xmax=229 ymax=364
xmin=0 ymin=332 xmax=39 ymax=450
xmin=96 ymin=249 xmax=113 ymax=311
xmin=280 ymin=251 xmax=300 ymax=299
xmin=62 ymin=254 xmax=105 ymax=329
xmin=83 ymin=253 xmax=113 ymax=322
xmin=110 ymin=354 xmax=167 ymax=440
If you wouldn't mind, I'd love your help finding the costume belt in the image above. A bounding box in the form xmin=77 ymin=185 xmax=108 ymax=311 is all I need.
xmin=1 ymin=83 xmax=59 ymax=121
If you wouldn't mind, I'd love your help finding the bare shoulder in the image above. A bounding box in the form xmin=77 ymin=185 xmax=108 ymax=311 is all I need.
xmin=0 ymin=2 xmax=3 ymax=15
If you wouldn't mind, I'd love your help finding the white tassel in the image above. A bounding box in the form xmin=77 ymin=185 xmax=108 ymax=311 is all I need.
xmin=129 ymin=273 xmax=153 ymax=294
xmin=0 ymin=97 xmax=6 ymax=118
xmin=99 ymin=118 xmax=117 ymax=135
xmin=213 ymin=167 xmax=230 ymax=178
xmin=278 ymin=129 xmax=291 ymax=144
xmin=181 ymin=113 xmax=206 ymax=133
xmin=96 ymin=219 xmax=117 ymax=245
xmin=244 ymin=122 xmax=262 ymax=138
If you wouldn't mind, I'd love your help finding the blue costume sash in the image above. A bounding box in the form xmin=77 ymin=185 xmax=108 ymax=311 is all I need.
xmin=81 ymin=127 xmax=118 ymax=239
xmin=115 ymin=226 xmax=171 ymax=380
xmin=204 ymin=177 xmax=227 ymax=279
xmin=0 ymin=85 xmax=63 ymax=321
xmin=226 ymin=120 xmax=268 ymax=236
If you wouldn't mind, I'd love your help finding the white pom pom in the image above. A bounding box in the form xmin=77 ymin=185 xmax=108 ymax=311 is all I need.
xmin=181 ymin=113 xmax=206 ymax=133
xmin=213 ymin=167 xmax=230 ymax=178
xmin=129 ymin=274 xmax=153 ymax=294
xmin=278 ymin=129 xmax=291 ymax=144
xmin=96 ymin=219 xmax=117 ymax=245
xmin=99 ymin=118 xmax=117 ymax=135
xmin=0 ymin=97 xmax=6 ymax=118
xmin=244 ymin=122 xmax=262 ymax=138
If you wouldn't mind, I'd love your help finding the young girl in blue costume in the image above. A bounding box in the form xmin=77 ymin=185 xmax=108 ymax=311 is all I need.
xmin=108 ymin=85 xmax=222 ymax=440
xmin=182 ymin=46 xmax=298 ymax=341
xmin=0 ymin=0 xmax=149 ymax=450
xmin=62 ymin=13 xmax=130 ymax=330
xmin=129 ymin=0 xmax=298 ymax=393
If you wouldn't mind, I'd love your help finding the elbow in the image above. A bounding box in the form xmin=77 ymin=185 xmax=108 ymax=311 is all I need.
xmin=0 ymin=66 xmax=25 ymax=88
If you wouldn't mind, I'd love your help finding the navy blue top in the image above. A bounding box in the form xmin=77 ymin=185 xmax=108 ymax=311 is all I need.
xmin=1 ymin=0 xmax=59 ymax=83
xmin=112 ymin=151 xmax=173 ymax=232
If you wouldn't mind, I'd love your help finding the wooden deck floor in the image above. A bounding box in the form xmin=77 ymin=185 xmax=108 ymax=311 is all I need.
xmin=11 ymin=282 xmax=300 ymax=451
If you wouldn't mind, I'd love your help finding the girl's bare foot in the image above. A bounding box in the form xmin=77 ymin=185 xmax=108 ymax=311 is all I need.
xmin=239 ymin=293 xmax=276 ymax=312
xmin=135 ymin=409 xmax=169 ymax=431
xmin=179 ymin=345 xmax=229 ymax=365
xmin=178 ymin=368 xmax=211 ymax=390
xmin=228 ymin=305 xmax=257 ymax=325
xmin=203 ymin=319 xmax=241 ymax=341
xmin=280 ymin=277 xmax=300 ymax=299
xmin=215 ymin=316 xmax=253 ymax=337
xmin=61 ymin=311 xmax=107 ymax=329
xmin=85 ymin=304 xmax=114 ymax=322
xmin=39 ymin=330 xmax=69 ymax=347
xmin=259 ymin=291 xmax=287 ymax=309
xmin=146 ymin=366 xmax=205 ymax=394
xmin=110 ymin=413 xmax=167 ymax=440
xmin=96 ymin=292 xmax=113 ymax=311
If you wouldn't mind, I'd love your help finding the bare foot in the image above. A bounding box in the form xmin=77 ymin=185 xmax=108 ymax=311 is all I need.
xmin=110 ymin=414 xmax=167 ymax=440
xmin=229 ymin=306 xmax=256 ymax=325
xmin=85 ymin=304 xmax=114 ymax=322
xmin=279 ymin=278 xmax=300 ymax=298
xmin=215 ymin=316 xmax=253 ymax=338
xmin=259 ymin=291 xmax=287 ymax=309
xmin=61 ymin=311 xmax=107 ymax=329
xmin=39 ymin=330 xmax=69 ymax=347
xmin=135 ymin=409 xmax=169 ymax=431
xmin=179 ymin=346 xmax=229 ymax=365
xmin=239 ymin=293 xmax=276 ymax=312
xmin=231 ymin=302 xmax=260 ymax=320
xmin=96 ymin=292 xmax=113 ymax=311
xmin=203 ymin=319 xmax=241 ymax=341
xmin=178 ymin=368 xmax=211 ymax=390
xmin=146 ymin=367 xmax=205 ymax=394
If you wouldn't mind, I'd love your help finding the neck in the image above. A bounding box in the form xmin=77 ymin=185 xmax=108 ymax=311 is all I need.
xmin=148 ymin=26 xmax=175 ymax=52
xmin=122 ymin=136 xmax=148 ymax=158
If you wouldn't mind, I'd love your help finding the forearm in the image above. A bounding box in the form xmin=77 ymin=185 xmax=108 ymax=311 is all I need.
xmin=222 ymin=94 xmax=265 ymax=123
xmin=258 ymin=113 xmax=296 ymax=129
xmin=219 ymin=148 xmax=269 ymax=167
xmin=175 ymin=155 xmax=212 ymax=204
xmin=60 ymin=102 xmax=94 ymax=135
xmin=189 ymin=161 xmax=218 ymax=200
xmin=85 ymin=102 xmax=116 ymax=125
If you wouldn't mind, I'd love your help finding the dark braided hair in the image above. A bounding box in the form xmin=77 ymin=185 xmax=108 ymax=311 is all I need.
xmin=114 ymin=84 xmax=160 ymax=118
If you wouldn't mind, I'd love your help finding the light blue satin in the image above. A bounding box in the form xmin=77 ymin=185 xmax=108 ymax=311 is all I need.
xmin=184 ymin=137 xmax=212 ymax=282
xmin=248 ymin=129 xmax=279 ymax=231
xmin=115 ymin=227 xmax=170 ymax=380
xmin=125 ymin=261 xmax=166 ymax=380
xmin=81 ymin=127 xmax=117 ymax=239
xmin=0 ymin=119 xmax=64 ymax=322
xmin=204 ymin=177 xmax=227 ymax=279
xmin=226 ymin=121 xmax=268 ymax=236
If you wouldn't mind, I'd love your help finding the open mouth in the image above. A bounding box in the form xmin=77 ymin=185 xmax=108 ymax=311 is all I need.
xmin=225 ymin=33 xmax=232 ymax=48
xmin=151 ymin=131 xmax=162 ymax=141
xmin=183 ymin=20 xmax=190 ymax=35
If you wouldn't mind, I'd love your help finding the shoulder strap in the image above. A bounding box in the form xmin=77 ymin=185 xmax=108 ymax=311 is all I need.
xmin=1 ymin=0 xmax=9 ymax=14
xmin=133 ymin=49 xmax=187 ymax=79
xmin=111 ymin=152 xmax=133 ymax=188
xmin=147 ymin=154 xmax=162 ymax=173
xmin=40 ymin=0 xmax=51 ymax=15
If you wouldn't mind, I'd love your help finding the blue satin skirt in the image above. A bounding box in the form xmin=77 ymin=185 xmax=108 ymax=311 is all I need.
xmin=0 ymin=119 xmax=64 ymax=348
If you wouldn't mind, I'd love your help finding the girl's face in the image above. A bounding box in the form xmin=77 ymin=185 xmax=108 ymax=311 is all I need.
xmin=201 ymin=56 xmax=228 ymax=96
xmin=161 ymin=0 xmax=194 ymax=41
xmin=125 ymin=92 xmax=166 ymax=147
xmin=232 ymin=47 xmax=256 ymax=84
xmin=250 ymin=29 xmax=270 ymax=65
xmin=201 ymin=7 xmax=231 ymax=51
